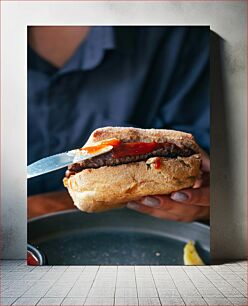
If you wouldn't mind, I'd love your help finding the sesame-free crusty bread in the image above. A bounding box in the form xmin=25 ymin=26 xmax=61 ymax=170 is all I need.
xmin=64 ymin=127 xmax=201 ymax=212
xmin=65 ymin=155 xmax=201 ymax=212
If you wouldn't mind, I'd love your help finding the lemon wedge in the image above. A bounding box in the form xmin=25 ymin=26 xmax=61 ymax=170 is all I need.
xmin=183 ymin=240 xmax=205 ymax=265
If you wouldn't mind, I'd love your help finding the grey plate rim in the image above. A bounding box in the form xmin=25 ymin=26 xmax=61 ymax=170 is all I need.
xmin=28 ymin=208 xmax=210 ymax=232
xmin=28 ymin=208 xmax=210 ymax=264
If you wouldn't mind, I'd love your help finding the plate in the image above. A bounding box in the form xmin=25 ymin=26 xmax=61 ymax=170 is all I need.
xmin=28 ymin=208 xmax=210 ymax=265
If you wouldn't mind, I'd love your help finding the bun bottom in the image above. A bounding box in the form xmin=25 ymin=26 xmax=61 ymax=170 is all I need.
xmin=64 ymin=155 xmax=201 ymax=213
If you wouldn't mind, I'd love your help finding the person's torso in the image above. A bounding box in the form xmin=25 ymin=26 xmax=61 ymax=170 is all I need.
xmin=28 ymin=26 xmax=209 ymax=194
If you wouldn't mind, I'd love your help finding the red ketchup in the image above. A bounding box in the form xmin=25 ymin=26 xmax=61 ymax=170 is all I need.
xmin=80 ymin=138 xmax=121 ymax=154
xmin=154 ymin=157 xmax=161 ymax=169
xmin=27 ymin=251 xmax=39 ymax=266
xmin=112 ymin=142 xmax=160 ymax=158
xmin=80 ymin=139 xmax=171 ymax=159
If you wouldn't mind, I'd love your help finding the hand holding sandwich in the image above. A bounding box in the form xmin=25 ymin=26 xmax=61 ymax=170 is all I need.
xmin=64 ymin=127 xmax=206 ymax=221
xmin=127 ymin=149 xmax=210 ymax=222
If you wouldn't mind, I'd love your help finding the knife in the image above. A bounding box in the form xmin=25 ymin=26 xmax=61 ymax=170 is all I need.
xmin=27 ymin=145 xmax=113 ymax=179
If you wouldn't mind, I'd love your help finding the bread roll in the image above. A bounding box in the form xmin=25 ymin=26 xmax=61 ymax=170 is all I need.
xmin=64 ymin=127 xmax=201 ymax=212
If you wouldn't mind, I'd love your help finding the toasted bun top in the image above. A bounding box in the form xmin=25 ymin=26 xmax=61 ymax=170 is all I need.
xmin=84 ymin=126 xmax=200 ymax=152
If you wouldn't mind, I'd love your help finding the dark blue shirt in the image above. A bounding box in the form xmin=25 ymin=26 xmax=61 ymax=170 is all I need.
xmin=28 ymin=26 xmax=209 ymax=195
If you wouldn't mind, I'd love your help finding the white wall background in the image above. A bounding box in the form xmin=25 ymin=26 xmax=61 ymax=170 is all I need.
xmin=1 ymin=1 xmax=247 ymax=260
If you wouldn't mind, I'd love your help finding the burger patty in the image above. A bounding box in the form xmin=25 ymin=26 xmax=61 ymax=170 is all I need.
xmin=65 ymin=145 xmax=196 ymax=178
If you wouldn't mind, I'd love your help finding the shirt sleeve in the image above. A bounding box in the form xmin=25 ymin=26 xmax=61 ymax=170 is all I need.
xmin=153 ymin=27 xmax=210 ymax=152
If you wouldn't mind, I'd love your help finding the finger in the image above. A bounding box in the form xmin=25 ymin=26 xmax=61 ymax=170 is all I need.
xmin=193 ymin=177 xmax=203 ymax=188
xmin=127 ymin=201 xmax=209 ymax=222
xmin=141 ymin=196 xmax=209 ymax=219
xmin=199 ymin=149 xmax=210 ymax=172
xmin=201 ymin=172 xmax=210 ymax=186
xmin=170 ymin=187 xmax=210 ymax=206
xmin=126 ymin=201 xmax=183 ymax=221
xmin=194 ymin=172 xmax=210 ymax=188
xmin=156 ymin=196 xmax=210 ymax=220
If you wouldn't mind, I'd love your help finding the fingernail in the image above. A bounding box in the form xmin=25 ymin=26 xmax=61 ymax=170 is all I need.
xmin=141 ymin=196 xmax=160 ymax=207
xmin=127 ymin=201 xmax=140 ymax=210
xmin=171 ymin=192 xmax=188 ymax=202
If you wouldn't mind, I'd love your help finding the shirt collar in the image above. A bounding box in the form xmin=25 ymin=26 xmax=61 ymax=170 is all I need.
xmin=47 ymin=26 xmax=136 ymax=76
xmin=59 ymin=26 xmax=115 ymax=74
xmin=80 ymin=26 xmax=116 ymax=71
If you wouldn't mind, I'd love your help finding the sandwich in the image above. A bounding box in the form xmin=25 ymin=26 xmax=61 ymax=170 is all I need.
xmin=63 ymin=127 xmax=201 ymax=212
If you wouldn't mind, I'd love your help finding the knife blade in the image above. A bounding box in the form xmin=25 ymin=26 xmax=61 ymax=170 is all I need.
xmin=27 ymin=145 xmax=113 ymax=179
